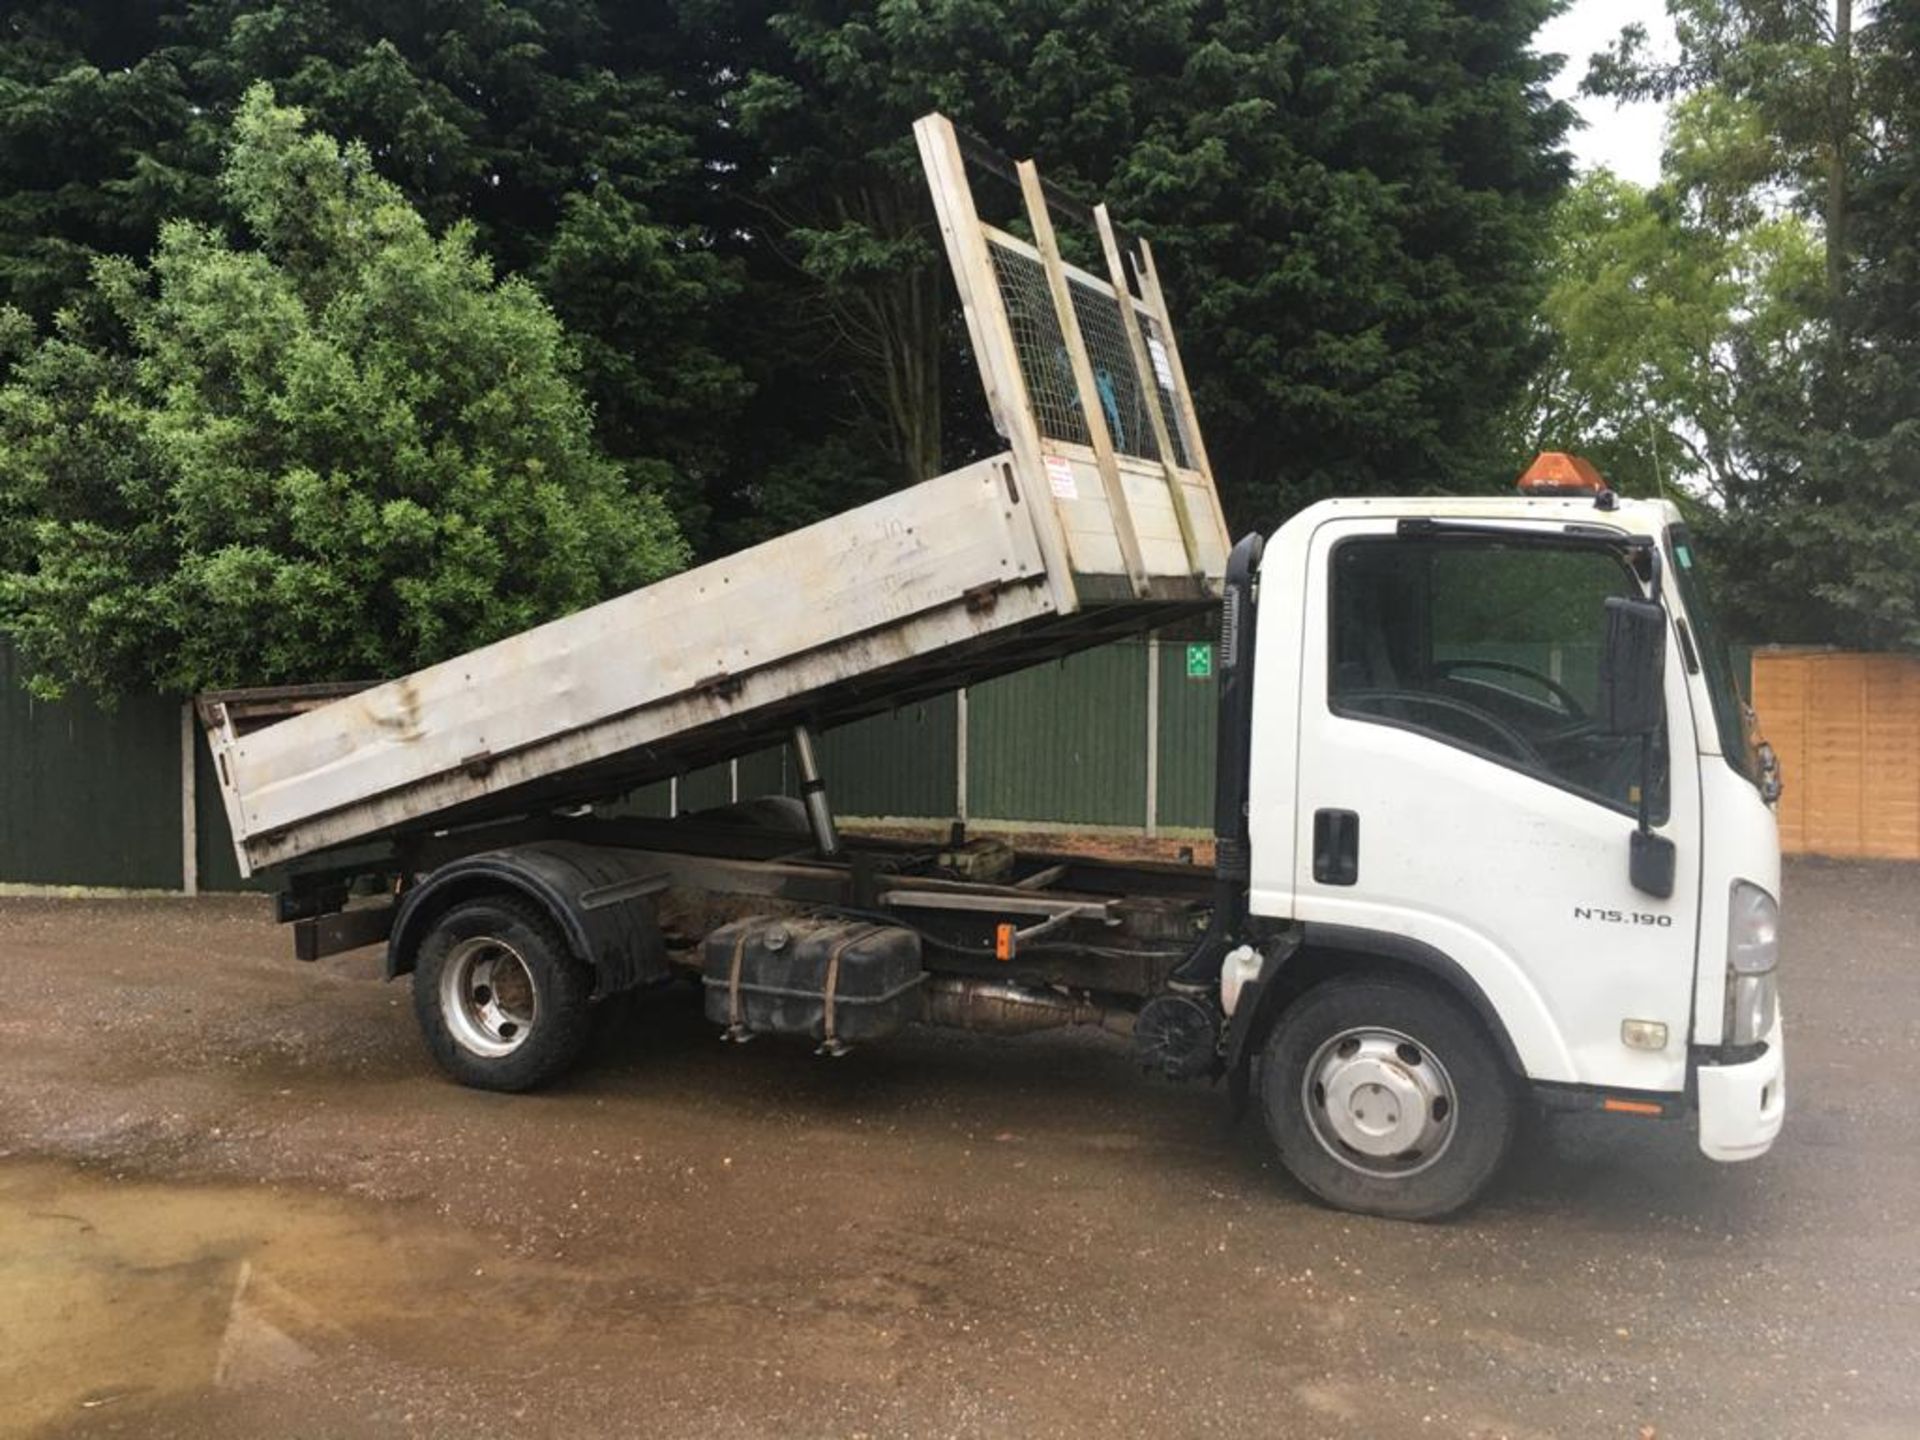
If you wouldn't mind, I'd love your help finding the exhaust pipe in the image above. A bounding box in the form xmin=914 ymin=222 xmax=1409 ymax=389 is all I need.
xmin=920 ymin=976 xmax=1134 ymax=1037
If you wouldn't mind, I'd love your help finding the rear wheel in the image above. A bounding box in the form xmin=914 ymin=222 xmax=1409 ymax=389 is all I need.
xmin=412 ymin=896 xmax=594 ymax=1092
xmin=1261 ymin=975 xmax=1516 ymax=1220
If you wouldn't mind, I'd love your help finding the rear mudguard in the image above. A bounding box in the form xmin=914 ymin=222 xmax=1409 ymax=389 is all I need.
xmin=387 ymin=840 xmax=671 ymax=996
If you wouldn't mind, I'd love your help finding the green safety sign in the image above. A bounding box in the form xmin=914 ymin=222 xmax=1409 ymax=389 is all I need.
xmin=1185 ymin=643 xmax=1213 ymax=679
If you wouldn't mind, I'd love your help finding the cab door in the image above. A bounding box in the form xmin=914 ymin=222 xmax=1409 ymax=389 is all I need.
xmin=1290 ymin=519 xmax=1701 ymax=1093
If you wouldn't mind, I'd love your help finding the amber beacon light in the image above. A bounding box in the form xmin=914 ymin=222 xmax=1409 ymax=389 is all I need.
xmin=1517 ymin=451 xmax=1610 ymax=496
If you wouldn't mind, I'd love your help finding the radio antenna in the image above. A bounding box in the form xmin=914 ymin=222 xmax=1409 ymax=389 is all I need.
xmin=1644 ymin=411 xmax=1670 ymax=502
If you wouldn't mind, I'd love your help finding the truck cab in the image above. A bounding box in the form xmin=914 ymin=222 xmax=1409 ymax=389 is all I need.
xmin=1220 ymin=467 xmax=1784 ymax=1215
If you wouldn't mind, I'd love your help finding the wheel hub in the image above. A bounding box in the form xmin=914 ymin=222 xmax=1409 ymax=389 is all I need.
xmin=1303 ymin=1027 xmax=1457 ymax=1176
xmin=440 ymin=937 xmax=539 ymax=1059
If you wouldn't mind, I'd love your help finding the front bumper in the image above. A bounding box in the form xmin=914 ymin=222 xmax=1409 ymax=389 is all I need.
xmin=1696 ymin=1013 xmax=1786 ymax=1161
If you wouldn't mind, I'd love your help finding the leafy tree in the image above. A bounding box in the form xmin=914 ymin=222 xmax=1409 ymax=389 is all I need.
xmin=0 ymin=1 xmax=751 ymax=549
xmin=1586 ymin=0 xmax=1857 ymax=321
xmin=1796 ymin=0 xmax=1920 ymax=648
xmin=533 ymin=182 xmax=749 ymax=545
xmin=0 ymin=2 xmax=218 ymax=319
xmin=183 ymin=2 xmax=755 ymax=543
xmin=1510 ymin=164 xmax=1822 ymax=504
xmin=0 ymin=85 xmax=687 ymax=699
xmin=1572 ymin=1 xmax=1920 ymax=649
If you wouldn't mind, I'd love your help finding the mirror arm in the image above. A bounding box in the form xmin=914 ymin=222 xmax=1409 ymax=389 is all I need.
xmin=1637 ymin=732 xmax=1658 ymax=840
xmin=1642 ymin=549 xmax=1664 ymax=832
xmin=1623 ymin=549 xmax=1664 ymax=835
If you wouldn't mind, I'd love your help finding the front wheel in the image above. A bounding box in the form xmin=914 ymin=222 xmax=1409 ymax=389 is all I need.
xmin=1260 ymin=976 xmax=1517 ymax=1220
xmin=411 ymin=896 xmax=595 ymax=1092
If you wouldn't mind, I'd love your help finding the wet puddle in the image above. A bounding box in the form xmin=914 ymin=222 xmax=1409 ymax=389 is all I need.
xmin=0 ymin=1156 xmax=927 ymax=1436
xmin=0 ymin=1160 xmax=531 ymax=1434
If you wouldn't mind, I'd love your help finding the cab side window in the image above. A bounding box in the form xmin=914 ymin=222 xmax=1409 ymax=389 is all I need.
xmin=1329 ymin=537 xmax=1667 ymax=818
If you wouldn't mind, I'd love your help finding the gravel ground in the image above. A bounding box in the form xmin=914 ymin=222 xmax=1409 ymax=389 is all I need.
xmin=0 ymin=856 xmax=1914 ymax=1440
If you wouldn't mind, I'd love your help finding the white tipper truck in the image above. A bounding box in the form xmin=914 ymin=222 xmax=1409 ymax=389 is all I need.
xmin=198 ymin=116 xmax=1786 ymax=1219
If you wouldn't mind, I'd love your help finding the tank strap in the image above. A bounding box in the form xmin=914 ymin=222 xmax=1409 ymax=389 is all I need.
xmin=725 ymin=927 xmax=752 ymax=1040
xmin=820 ymin=925 xmax=879 ymax=1055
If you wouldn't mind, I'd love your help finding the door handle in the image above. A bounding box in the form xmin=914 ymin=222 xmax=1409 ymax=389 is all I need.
xmin=1313 ymin=809 xmax=1359 ymax=886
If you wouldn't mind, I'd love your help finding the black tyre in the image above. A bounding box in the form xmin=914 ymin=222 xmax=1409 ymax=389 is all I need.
xmin=1260 ymin=975 xmax=1517 ymax=1220
xmin=411 ymin=896 xmax=595 ymax=1092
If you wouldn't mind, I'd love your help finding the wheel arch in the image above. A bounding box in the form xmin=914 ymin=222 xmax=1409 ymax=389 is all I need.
xmin=1229 ymin=924 xmax=1530 ymax=1108
xmin=389 ymin=841 xmax=670 ymax=996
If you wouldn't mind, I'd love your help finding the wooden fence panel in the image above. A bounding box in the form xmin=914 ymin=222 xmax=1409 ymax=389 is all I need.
xmin=1752 ymin=650 xmax=1920 ymax=860
xmin=1861 ymin=658 xmax=1920 ymax=859
xmin=1807 ymin=653 xmax=1866 ymax=857
xmin=1752 ymin=652 xmax=1810 ymax=854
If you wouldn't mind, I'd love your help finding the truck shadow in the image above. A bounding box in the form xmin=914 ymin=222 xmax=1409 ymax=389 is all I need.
xmin=578 ymin=977 xmax=1233 ymax=1160
xmin=593 ymin=981 xmax=1144 ymax=1095
xmin=579 ymin=983 xmax=1788 ymax=1235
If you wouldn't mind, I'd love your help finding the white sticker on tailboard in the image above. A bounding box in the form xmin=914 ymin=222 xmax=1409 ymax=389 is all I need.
xmin=1044 ymin=454 xmax=1078 ymax=500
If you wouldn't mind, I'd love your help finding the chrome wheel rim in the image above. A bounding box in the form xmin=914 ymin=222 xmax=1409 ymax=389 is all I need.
xmin=440 ymin=937 xmax=539 ymax=1058
xmin=1301 ymin=1025 xmax=1457 ymax=1178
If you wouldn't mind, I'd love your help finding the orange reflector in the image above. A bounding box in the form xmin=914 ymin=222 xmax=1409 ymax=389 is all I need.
xmin=994 ymin=923 xmax=1015 ymax=962
xmin=1603 ymin=1097 xmax=1665 ymax=1117
xmin=1518 ymin=451 xmax=1609 ymax=495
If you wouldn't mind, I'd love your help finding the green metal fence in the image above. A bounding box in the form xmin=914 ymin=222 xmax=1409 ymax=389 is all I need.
xmin=968 ymin=644 xmax=1152 ymax=827
xmin=0 ymin=645 xmax=185 ymax=889
xmin=647 ymin=640 xmax=1219 ymax=834
xmin=608 ymin=640 xmax=1214 ymax=833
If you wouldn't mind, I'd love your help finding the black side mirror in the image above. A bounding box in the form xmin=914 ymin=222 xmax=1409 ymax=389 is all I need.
xmin=1600 ymin=596 xmax=1666 ymax=735
xmin=1630 ymin=828 xmax=1676 ymax=899
xmin=1756 ymin=739 xmax=1784 ymax=806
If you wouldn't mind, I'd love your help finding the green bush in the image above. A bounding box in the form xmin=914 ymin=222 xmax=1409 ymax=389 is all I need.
xmin=0 ymin=83 xmax=687 ymax=699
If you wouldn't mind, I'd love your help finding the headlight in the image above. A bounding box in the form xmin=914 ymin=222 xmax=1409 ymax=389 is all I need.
xmin=1725 ymin=881 xmax=1779 ymax=1045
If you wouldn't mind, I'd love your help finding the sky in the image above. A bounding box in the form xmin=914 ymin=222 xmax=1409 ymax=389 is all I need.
xmin=1536 ymin=0 xmax=1678 ymax=187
